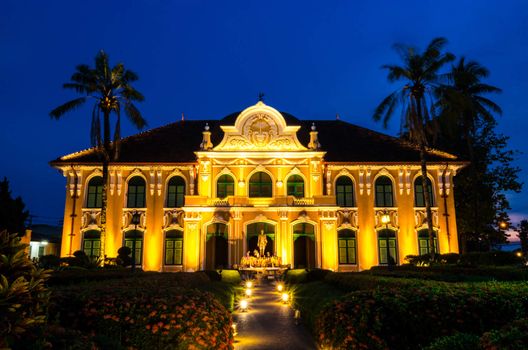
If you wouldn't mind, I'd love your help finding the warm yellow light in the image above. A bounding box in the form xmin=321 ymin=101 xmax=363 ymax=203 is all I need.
xmin=276 ymin=180 xmax=283 ymax=188
xmin=238 ymin=180 xmax=245 ymax=187
xmin=381 ymin=213 xmax=390 ymax=224
xmin=240 ymin=299 xmax=248 ymax=311
xmin=232 ymin=323 xmax=238 ymax=336
xmin=245 ymin=281 xmax=253 ymax=289
xmin=499 ymin=221 xmax=508 ymax=229
xmin=516 ymin=251 xmax=523 ymax=257
xmin=277 ymin=283 xmax=284 ymax=292
xmin=245 ymin=288 xmax=252 ymax=297
xmin=281 ymin=292 xmax=289 ymax=303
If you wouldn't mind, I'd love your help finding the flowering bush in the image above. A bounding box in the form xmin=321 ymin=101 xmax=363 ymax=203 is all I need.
xmin=49 ymin=272 xmax=233 ymax=349
xmin=315 ymin=282 xmax=528 ymax=350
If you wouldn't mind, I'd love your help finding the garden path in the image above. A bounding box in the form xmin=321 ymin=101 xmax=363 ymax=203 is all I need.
xmin=233 ymin=280 xmax=316 ymax=350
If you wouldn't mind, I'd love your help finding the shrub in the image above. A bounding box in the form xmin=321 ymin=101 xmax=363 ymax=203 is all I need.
xmin=423 ymin=333 xmax=480 ymax=350
xmin=315 ymin=283 xmax=528 ymax=350
xmin=459 ymin=251 xmax=524 ymax=266
xmin=480 ymin=318 xmax=528 ymax=350
xmin=203 ymin=269 xmax=222 ymax=281
xmin=306 ymin=268 xmax=332 ymax=282
xmin=284 ymin=269 xmax=308 ymax=284
xmin=0 ymin=230 xmax=51 ymax=348
xmin=220 ymin=269 xmax=241 ymax=284
xmin=38 ymin=254 xmax=61 ymax=269
xmin=49 ymin=273 xmax=233 ymax=349
xmin=116 ymin=246 xmax=132 ymax=267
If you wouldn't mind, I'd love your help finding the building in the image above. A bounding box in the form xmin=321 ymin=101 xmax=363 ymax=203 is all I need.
xmin=51 ymin=101 xmax=465 ymax=271
xmin=25 ymin=224 xmax=62 ymax=259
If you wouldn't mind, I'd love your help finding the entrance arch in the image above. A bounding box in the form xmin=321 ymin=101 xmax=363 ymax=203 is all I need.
xmin=293 ymin=223 xmax=316 ymax=268
xmin=205 ymin=223 xmax=228 ymax=269
xmin=246 ymin=222 xmax=275 ymax=256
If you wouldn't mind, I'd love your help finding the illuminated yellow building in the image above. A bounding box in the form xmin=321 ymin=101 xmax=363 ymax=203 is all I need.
xmin=51 ymin=101 xmax=465 ymax=271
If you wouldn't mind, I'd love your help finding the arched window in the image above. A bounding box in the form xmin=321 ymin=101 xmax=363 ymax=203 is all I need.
xmin=127 ymin=176 xmax=146 ymax=208
xmin=336 ymin=176 xmax=355 ymax=207
xmin=375 ymin=176 xmax=394 ymax=207
xmin=417 ymin=229 xmax=438 ymax=255
xmin=338 ymin=229 xmax=356 ymax=264
xmin=287 ymin=175 xmax=304 ymax=198
xmin=86 ymin=176 xmax=103 ymax=208
xmin=249 ymin=172 xmax=272 ymax=197
xmin=205 ymin=223 xmax=228 ymax=269
xmin=82 ymin=230 xmax=101 ymax=257
xmin=414 ymin=176 xmax=435 ymax=207
xmin=378 ymin=229 xmax=398 ymax=265
xmin=165 ymin=229 xmax=183 ymax=265
xmin=124 ymin=230 xmax=143 ymax=265
xmin=217 ymin=175 xmax=234 ymax=198
xmin=166 ymin=176 xmax=186 ymax=207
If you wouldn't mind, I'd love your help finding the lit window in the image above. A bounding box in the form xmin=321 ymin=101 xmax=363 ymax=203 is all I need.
xmin=336 ymin=176 xmax=354 ymax=207
xmin=375 ymin=176 xmax=394 ymax=207
xmin=165 ymin=229 xmax=183 ymax=265
xmin=287 ymin=175 xmax=304 ymax=198
xmin=127 ymin=176 xmax=146 ymax=208
xmin=338 ymin=229 xmax=356 ymax=264
xmin=217 ymin=175 xmax=234 ymax=198
xmin=249 ymin=172 xmax=272 ymax=197
xmin=414 ymin=176 xmax=435 ymax=207
xmin=124 ymin=230 xmax=143 ymax=265
xmin=86 ymin=176 xmax=103 ymax=208
xmin=166 ymin=176 xmax=185 ymax=207
xmin=417 ymin=229 xmax=438 ymax=255
xmin=83 ymin=230 xmax=101 ymax=257
xmin=378 ymin=229 xmax=398 ymax=265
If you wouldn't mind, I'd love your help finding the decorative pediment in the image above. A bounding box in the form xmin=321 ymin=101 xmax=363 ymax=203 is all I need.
xmin=214 ymin=102 xmax=307 ymax=151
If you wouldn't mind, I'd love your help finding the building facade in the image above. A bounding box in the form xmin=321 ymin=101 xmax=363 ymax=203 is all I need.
xmin=51 ymin=102 xmax=465 ymax=271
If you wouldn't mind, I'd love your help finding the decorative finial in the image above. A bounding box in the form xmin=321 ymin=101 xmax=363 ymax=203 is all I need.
xmin=336 ymin=113 xmax=340 ymax=120
xmin=311 ymin=122 xmax=316 ymax=131
xmin=181 ymin=112 xmax=185 ymax=121
xmin=204 ymin=123 xmax=210 ymax=131
xmin=258 ymin=92 xmax=265 ymax=102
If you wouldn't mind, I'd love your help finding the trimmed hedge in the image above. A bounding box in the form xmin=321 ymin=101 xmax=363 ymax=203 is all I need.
xmin=423 ymin=333 xmax=480 ymax=350
xmin=405 ymin=251 xmax=524 ymax=267
xmin=480 ymin=318 xmax=528 ymax=349
xmin=315 ymin=282 xmax=528 ymax=350
xmin=49 ymin=272 xmax=234 ymax=349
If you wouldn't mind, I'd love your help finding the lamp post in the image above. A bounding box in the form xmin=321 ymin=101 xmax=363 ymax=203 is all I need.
xmin=380 ymin=211 xmax=391 ymax=268
xmin=131 ymin=211 xmax=141 ymax=272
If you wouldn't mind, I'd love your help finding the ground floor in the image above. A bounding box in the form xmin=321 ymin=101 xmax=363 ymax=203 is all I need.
xmin=69 ymin=206 xmax=458 ymax=271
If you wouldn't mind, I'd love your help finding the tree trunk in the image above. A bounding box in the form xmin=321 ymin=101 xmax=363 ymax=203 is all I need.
xmin=99 ymin=109 xmax=111 ymax=264
xmin=420 ymin=143 xmax=436 ymax=260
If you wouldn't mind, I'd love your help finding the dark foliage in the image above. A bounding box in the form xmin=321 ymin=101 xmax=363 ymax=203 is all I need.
xmin=0 ymin=178 xmax=29 ymax=236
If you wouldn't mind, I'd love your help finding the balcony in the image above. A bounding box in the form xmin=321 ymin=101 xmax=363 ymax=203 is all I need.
xmin=183 ymin=195 xmax=336 ymax=207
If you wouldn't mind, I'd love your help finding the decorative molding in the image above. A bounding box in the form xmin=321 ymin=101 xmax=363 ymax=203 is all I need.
xmin=68 ymin=169 xmax=82 ymax=197
xmin=366 ymin=168 xmax=372 ymax=195
xmin=398 ymin=168 xmax=404 ymax=195
xmin=405 ymin=167 xmax=411 ymax=195
xmin=157 ymin=170 xmax=163 ymax=196
xmin=213 ymin=102 xmax=307 ymax=151
xmin=326 ymin=166 xmax=332 ymax=195
xmin=374 ymin=208 xmax=399 ymax=229
xmin=337 ymin=209 xmax=359 ymax=228
xmin=359 ymin=167 xmax=364 ymax=195
xmin=122 ymin=209 xmax=146 ymax=230
xmin=163 ymin=209 xmax=184 ymax=229
xmin=81 ymin=209 xmax=101 ymax=230
xmin=414 ymin=208 xmax=439 ymax=228
xmin=110 ymin=171 xmax=115 ymax=195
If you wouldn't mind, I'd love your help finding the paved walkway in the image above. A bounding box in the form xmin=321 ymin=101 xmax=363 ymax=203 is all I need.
xmin=233 ymin=281 xmax=316 ymax=350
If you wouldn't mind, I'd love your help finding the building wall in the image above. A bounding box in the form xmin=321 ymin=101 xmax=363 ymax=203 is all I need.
xmin=58 ymin=163 xmax=460 ymax=272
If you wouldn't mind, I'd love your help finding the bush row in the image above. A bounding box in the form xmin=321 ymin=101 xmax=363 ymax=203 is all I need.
xmin=47 ymin=273 xmax=234 ymax=349
xmin=425 ymin=318 xmax=528 ymax=350
xmin=315 ymin=282 xmax=528 ymax=350
xmin=405 ymin=251 xmax=524 ymax=266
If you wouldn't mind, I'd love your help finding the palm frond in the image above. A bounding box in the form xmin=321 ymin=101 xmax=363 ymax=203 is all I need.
xmin=121 ymin=86 xmax=145 ymax=102
xmin=49 ymin=97 xmax=87 ymax=119
xmin=90 ymin=104 xmax=101 ymax=148
xmin=382 ymin=65 xmax=410 ymax=82
xmin=113 ymin=107 xmax=121 ymax=160
xmin=475 ymin=96 xmax=503 ymax=115
xmin=373 ymin=91 xmax=400 ymax=128
xmin=124 ymin=102 xmax=147 ymax=129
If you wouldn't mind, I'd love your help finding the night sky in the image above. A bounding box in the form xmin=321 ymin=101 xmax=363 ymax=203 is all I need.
xmin=1 ymin=0 xmax=527 ymax=231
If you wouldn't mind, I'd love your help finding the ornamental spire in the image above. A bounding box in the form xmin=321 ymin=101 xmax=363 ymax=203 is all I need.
xmin=308 ymin=122 xmax=321 ymax=150
xmin=200 ymin=123 xmax=213 ymax=150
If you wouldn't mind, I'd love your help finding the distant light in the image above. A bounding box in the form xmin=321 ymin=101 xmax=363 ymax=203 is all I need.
xmin=381 ymin=213 xmax=390 ymax=225
xmin=281 ymin=292 xmax=289 ymax=303
xmin=245 ymin=288 xmax=252 ymax=297
xmin=499 ymin=221 xmax=508 ymax=229
xmin=516 ymin=251 xmax=523 ymax=257
xmin=245 ymin=281 xmax=253 ymax=289
xmin=240 ymin=299 xmax=248 ymax=311
xmin=277 ymin=283 xmax=284 ymax=292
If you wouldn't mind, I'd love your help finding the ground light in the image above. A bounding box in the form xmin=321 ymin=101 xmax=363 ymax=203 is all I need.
xmin=281 ymin=292 xmax=289 ymax=303
xmin=277 ymin=283 xmax=284 ymax=292
xmin=245 ymin=288 xmax=252 ymax=297
xmin=232 ymin=323 xmax=238 ymax=336
xmin=240 ymin=298 xmax=249 ymax=312
xmin=245 ymin=280 xmax=253 ymax=289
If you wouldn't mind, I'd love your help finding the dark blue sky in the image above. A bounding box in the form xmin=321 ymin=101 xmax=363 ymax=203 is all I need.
xmin=1 ymin=0 xmax=527 ymax=229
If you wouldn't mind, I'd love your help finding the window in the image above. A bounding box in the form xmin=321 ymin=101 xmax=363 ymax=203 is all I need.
xmin=249 ymin=172 xmax=272 ymax=197
xmin=375 ymin=176 xmax=394 ymax=207
xmin=338 ymin=229 xmax=356 ymax=264
xmin=378 ymin=229 xmax=398 ymax=265
xmin=38 ymin=246 xmax=45 ymax=257
xmin=86 ymin=176 xmax=103 ymax=208
xmin=417 ymin=229 xmax=438 ymax=255
xmin=414 ymin=176 xmax=435 ymax=207
xmin=83 ymin=230 xmax=101 ymax=257
xmin=166 ymin=176 xmax=185 ymax=207
xmin=124 ymin=230 xmax=143 ymax=265
xmin=217 ymin=175 xmax=234 ymax=198
xmin=165 ymin=229 xmax=183 ymax=265
xmin=336 ymin=176 xmax=354 ymax=207
xmin=287 ymin=175 xmax=304 ymax=198
xmin=127 ymin=176 xmax=146 ymax=208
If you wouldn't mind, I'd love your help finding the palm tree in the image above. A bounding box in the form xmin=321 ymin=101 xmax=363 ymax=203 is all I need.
xmin=436 ymin=58 xmax=502 ymax=252
xmin=373 ymin=37 xmax=454 ymax=260
xmin=50 ymin=50 xmax=146 ymax=262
